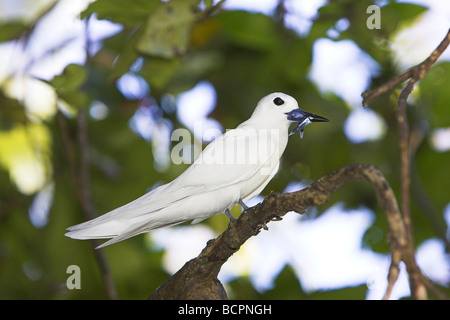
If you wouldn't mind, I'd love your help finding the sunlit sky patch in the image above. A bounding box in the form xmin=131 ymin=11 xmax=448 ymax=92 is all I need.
xmin=392 ymin=0 xmax=450 ymax=70
xmin=176 ymin=81 xmax=223 ymax=142
xmin=430 ymin=127 xmax=450 ymax=152
xmin=4 ymin=75 xmax=57 ymax=120
xmin=308 ymin=38 xmax=388 ymax=143
xmin=283 ymin=0 xmax=328 ymax=36
xmin=148 ymin=224 xmax=216 ymax=275
xmin=222 ymin=0 xmax=327 ymax=36
xmin=416 ymin=238 xmax=450 ymax=286
xmin=89 ymin=100 xmax=109 ymax=121
xmin=222 ymin=0 xmax=277 ymax=15
xmin=28 ymin=182 xmax=54 ymax=228
xmin=0 ymin=0 xmax=55 ymax=23
xmin=0 ymin=1 xmax=123 ymax=82
xmin=309 ymin=38 xmax=380 ymax=108
xmin=344 ymin=107 xmax=387 ymax=143
xmin=445 ymin=204 xmax=450 ymax=241
xmin=129 ymin=105 xmax=160 ymax=141
xmin=0 ymin=41 xmax=28 ymax=84
xmin=117 ymin=73 xmax=150 ymax=100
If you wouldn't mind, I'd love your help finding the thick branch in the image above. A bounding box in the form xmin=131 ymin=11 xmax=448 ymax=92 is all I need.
xmin=149 ymin=164 xmax=415 ymax=300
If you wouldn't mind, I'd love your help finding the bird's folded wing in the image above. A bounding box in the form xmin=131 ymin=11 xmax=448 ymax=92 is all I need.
xmin=167 ymin=126 xmax=279 ymax=197
xmin=67 ymin=127 xmax=279 ymax=231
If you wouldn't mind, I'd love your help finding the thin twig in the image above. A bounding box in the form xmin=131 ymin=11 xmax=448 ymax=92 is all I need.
xmin=202 ymin=0 xmax=226 ymax=18
xmin=57 ymin=16 xmax=119 ymax=300
xmin=361 ymin=28 xmax=450 ymax=300
xmin=82 ymin=15 xmax=119 ymax=300
xmin=362 ymin=69 xmax=414 ymax=107
xmin=77 ymin=109 xmax=119 ymax=300
xmin=397 ymin=28 xmax=450 ymax=247
xmin=397 ymin=79 xmax=413 ymax=241
xmin=57 ymin=110 xmax=118 ymax=300
xmin=362 ymin=28 xmax=450 ymax=106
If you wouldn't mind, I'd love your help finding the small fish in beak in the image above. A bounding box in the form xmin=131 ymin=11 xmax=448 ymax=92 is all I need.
xmin=285 ymin=109 xmax=329 ymax=138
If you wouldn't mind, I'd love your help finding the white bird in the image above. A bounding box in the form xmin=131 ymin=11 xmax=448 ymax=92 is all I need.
xmin=65 ymin=92 xmax=328 ymax=248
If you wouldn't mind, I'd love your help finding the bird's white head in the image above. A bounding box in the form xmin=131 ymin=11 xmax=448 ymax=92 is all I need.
xmin=251 ymin=92 xmax=329 ymax=137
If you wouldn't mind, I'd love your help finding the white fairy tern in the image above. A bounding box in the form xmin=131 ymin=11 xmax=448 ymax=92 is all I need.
xmin=66 ymin=92 xmax=328 ymax=248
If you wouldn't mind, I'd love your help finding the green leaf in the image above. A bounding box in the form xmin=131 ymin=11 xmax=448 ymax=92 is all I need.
xmin=81 ymin=0 xmax=160 ymax=26
xmin=417 ymin=62 xmax=450 ymax=128
xmin=139 ymin=57 xmax=182 ymax=92
xmin=382 ymin=3 xmax=427 ymax=28
xmin=138 ymin=51 xmax=222 ymax=94
xmin=215 ymin=11 xmax=279 ymax=51
xmin=59 ymin=92 xmax=88 ymax=110
xmin=0 ymin=92 xmax=27 ymax=130
xmin=164 ymin=51 xmax=223 ymax=93
xmin=0 ymin=21 xmax=28 ymax=42
xmin=136 ymin=0 xmax=202 ymax=58
xmin=48 ymin=64 xmax=87 ymax=108
xmin=49 ymin=64 xmax=86 ymax=92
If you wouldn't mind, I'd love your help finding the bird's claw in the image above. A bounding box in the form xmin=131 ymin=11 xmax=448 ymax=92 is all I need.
xmin=238 ymin=198 xmax=250 ymax=212
xmin=225 ymin=209 xmax=236 ymax=227
xmin=256 ymin=223 xmax=268 ymax=232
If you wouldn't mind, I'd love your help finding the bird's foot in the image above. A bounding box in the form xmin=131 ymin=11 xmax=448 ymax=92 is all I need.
xmin=238 ymin=198 xmax=250 ymax=212
xmin=225 ymin=208 xmax=236 ymax=227
xmin=252 ymin=222 xmax=268 ymax=235
xmin=257 ymin=223 xmax=268 ymax=231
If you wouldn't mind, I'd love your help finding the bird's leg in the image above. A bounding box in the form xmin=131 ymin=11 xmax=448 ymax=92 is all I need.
xmin=225 ymin=208 xmax=236 ymax=226
xmin=238 ymin=198 xmax=250 ymax=212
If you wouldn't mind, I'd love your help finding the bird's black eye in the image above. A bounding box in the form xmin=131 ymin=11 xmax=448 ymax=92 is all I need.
xmin=273 ymin=97 xmax=284 ymax=106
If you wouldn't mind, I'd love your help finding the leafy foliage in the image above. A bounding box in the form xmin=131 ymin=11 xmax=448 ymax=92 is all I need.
xmin=0 ymin=0 xmax=448 ymax=299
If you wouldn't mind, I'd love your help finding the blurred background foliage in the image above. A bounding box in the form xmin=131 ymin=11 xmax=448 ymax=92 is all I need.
xmin=0 ymin=0 xmax=449 ymax=299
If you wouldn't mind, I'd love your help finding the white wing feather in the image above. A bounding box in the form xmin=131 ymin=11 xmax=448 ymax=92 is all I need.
xmin=66 ymin=123 xmax=281 ymax=247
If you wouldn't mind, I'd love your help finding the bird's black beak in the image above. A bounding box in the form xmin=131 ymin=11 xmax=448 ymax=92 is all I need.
xmin=285 ymin=108 xmax=329 ymax=138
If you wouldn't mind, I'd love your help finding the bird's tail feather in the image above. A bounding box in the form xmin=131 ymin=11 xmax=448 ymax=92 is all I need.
xmin=65 ymin=215 xmax=188 ymax=248
xmin=66 ymin=220 xmax=126 ymax=239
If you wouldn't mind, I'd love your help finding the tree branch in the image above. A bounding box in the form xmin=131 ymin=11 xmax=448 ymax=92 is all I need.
xmin=56 ymin=16 xmax=119 ymax=300
xmin=361 ymin=28 xmax=450 ymax=300
xmin=58 ymin=110 xmax=118 ymax=300
xmin=362 ymin=28 xmax=450 ymax=107
xmin=149 ymin=164 xmax=423 ymax=300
